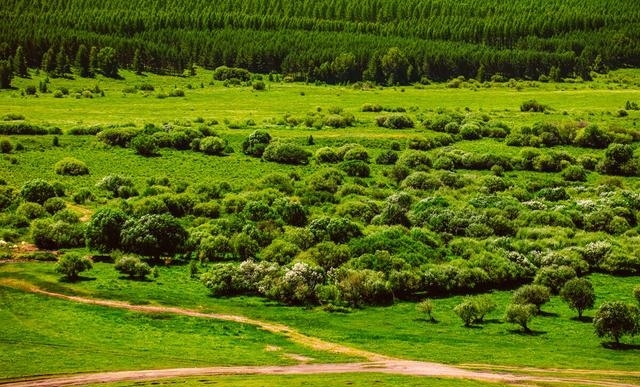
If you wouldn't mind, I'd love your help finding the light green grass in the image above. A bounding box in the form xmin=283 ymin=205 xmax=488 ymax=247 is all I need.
xmin=2 ymin=263 xmax=638 ymax=372
xmin=0 ymin=285 xmax=358 ymax=380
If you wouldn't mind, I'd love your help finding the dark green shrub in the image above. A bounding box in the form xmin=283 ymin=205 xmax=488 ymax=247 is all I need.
xmin=16 ymin=202 xmax=47 ymax=219
xmin=375 ymin=150 xmax=398 ymax=165
xmin=401 ymin=172 xmax=441 ymax=190
xmin=213 ymin=66 xmax=251 ymax=81
xmin=242 ymin=129 xmax=271 ymax=157
xmin=520 ymin=100 xmax=548 ymax=112
xmin=0 ymin=138 xmax=12 ymax=153
xmin=340 ymin=160 xmax=370 ymax=177
xmin=376 ymin=114 xmax=414 ymax=129
xmin=31 ymin=219 xmax=85 ymax=249
xmin=574 ymin=125 xmax=612 ymax=148
xmin=315 ymin=147 xmax=340 ymax=163
xmin=55 ymin=253 xmax=93 ymax=281
xmin=115 ymin=256 xmax=151 ymax=279
xmin=21 ymin=179 xmax=56 ymax=204
xmin=85 ymin=207 xmax=129 ymax=252
xmin=54 ymin=157 xmax=90 ymax=175
xmin=97 ymin=128 xmax=142 ymax=147
xmin=131 ymin=135 xmax=159 ymax=157
xmin=512 ymin=284 xmax=551 ymax=313
xmin=561 ymin=165 xmax=587 ymax=182
xmin=97 ymin=175 xmax=136 ymax=197
xmin=43 ymin=197 xmax=66 ymax=214
xmin=533 ymin=265 xmax=577 ymax=294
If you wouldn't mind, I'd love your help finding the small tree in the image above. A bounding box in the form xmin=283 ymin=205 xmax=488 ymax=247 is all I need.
xmin=98 ymin=47 xmax=119 ymax=78
xmin=416 ymin=299 xmax=436 ymax=322
xmin=512 ymin=284 xmax=551 ymax=313
xmin=593 ymin=301 xmax=638 ymax=345
xmin=75 ymin=44 xmax=90 ymax=77
xmin=560 ymin=278 xmax=596 ymax=318
xmin=505 ymin=303 xmax=537 ymax=332
xmin=13 ymin=46 xmax=27 ymax=77
xmin=472 ymin=294 xmax=497 ymax=323
xmin=115 ymin=255 xmax=151 ymax=280
xmin=55 ymin=253 xmax=93 ymax=281
xmin=634 ymin=285 xmax=640 ymax=306
xmin=454 ymin=299 xmax=479 ymax=327
xmin=242 ymin=129 xmax=271 ymax=157
xmin=85 ymin=207 xmax=129 ymax=252
xmin=120 ymin=214 xmax=188 ymax=259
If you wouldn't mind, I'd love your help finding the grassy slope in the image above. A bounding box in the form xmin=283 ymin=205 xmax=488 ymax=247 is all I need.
xmin=0 ymin=284 xmax=357 ymax=380
xmin=2 ymin=263 xmax=638 ymax=372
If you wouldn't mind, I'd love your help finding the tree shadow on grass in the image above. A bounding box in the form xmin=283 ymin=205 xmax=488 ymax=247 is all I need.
xmin=601 ymin=342 xmax=640 ymax=351
xmin=538 ymin=310 xmax=560 ymax=318
xmin=508 ymin=328 xmax=546 ymax=336
xmin=414 ymin=317 xmax=439 ymax=324
xmin=60 ymin=276 xmax=96 ymax=283
xmin=570 ymin=315 xmax=593 ymax=323
xmin=478 ymin=318 xmax=504 ymax=325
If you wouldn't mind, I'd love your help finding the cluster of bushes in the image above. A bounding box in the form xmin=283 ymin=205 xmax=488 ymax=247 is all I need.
xmin=423 ymin=113 xmax=511 ymax=140
xmin=212 ymin=66 xmax=251 ymax=82
xmin=506 ymin=123 xmax=638 ymax=149
xmin=0 ymin=122 xmax=60 ymax=135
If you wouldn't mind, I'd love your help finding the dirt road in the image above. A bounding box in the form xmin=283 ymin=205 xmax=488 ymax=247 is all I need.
xmin=1 ymin=280 xmax=639 ymax=387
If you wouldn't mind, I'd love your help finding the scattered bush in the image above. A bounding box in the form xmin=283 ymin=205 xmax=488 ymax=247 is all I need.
xmin=199 ymin=136 xmax=227 ymax=155
xmin=55 ymin=253 xmax=93 ymax=281
xmin=505 ymin=303 xmax=537 ymax=332
xmin=54 ymin=157 xmax=90 ymax=176
xmin=115 ymin=255 xmax=152 ymax=279
xmin=263 ymin=142 xmax=311 ymax=165
xmin=560 ymin=278 xmax=596 ymax=318
xmin=376 ymin=114 xmax=414 ymax=129
xmin=520 ymin=100 xmax=548 ymax=112
xmin=242 ymin=129 xmax=271 ymax=157
xmin=21 ymin=179 xmax=56 ymax=204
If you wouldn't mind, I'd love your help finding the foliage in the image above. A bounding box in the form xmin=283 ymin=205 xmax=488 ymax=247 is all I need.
xmin=560 ymin=278 xmax=596 ymax=318
xmin=54 ymin=157 xmax=90 ymax=176
xmin=55 ymin=253 xmax=93 ymax=281
xmin=242 ymin=130 xmax=271 ymax=157
xmin=131 ymin=135 xmax=159 ymax=157
xmin=85 ymin=207 xmax=129 ymax=253
xmin=114 ymin=255 xmax=152 ymax=279
xmin=593 ymin=301 xmax=639 ymax=344
xmin=512 ymin=284 xmax=551 ymax=313
xmin=120 ymin=214 xmax=189 ymax=258
xmin=20 ymin=179 xmax=56 ymax=204
xmin=505 ymin=303 xmax=537 ymax=332
xmin=263 ymin=142 xmax=311 ymax=165
xmin=199 ymin=136 xmax=227 ymax=155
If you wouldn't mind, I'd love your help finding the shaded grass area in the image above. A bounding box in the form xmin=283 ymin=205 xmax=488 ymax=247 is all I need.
xmin=2 ymin=263 xmax=639 ymax=372
xmin=84 ymin=374 xmax=512 ymax=387
xmin=0 ymin=284 xmax=358 ymax=380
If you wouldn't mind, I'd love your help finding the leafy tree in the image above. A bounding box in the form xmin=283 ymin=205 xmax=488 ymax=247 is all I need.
xmin=85 ymin=207 xmax=129 ymax=252
xmin=98 ymin=47 xmax=119 ymax=78
xmin=120 ymin=214 xmax=188 ymax=259
xmin=471 ymin=294 xmax=497 ymax=323
xmin=416 ymin=299 xmax=436 ymax=322
xmin=505 ymin=303 xmax=537 ymax=332
xmin=560 ymin=278 xmax=596 ymax=318
xmin=55 ymin=253 xmax=92 ymax=281
xmin=12 ymin=45 xmax=27 ymax=77
xmin=512 ymin=284 xmax=551 ymax=313
xmin=115 ymin=255 xmax=152 ymax=280
xmin=75 ymin=44 xmax=90 ymax=77
xmin=0 ymin=60 xmax=13 ymax=88
xmin=21 ymin=179 xmax=56 ymax=204
xmin=199 ymin=136 xmax=226 ymax=155
xmin=593 ymin=301 xmax=638 ymax=344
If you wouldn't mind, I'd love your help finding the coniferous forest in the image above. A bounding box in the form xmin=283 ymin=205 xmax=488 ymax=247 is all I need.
xmin=2 ymin=0 xmax=640 ymax=83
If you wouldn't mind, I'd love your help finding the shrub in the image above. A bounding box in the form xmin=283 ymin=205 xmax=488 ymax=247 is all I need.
xmin=533 ymin=265 xmax=577 ymax=294
xmin=115 ymin=256 xmax=151 ymax=279
xmin=131 ymin=135 xmax=159 ymax=157
xmin=505 ymin=303 xmax=537 ymax=332
xmin=574 ymin=125 xmax=612 ymax=148
xmin=168 ymin=88 xmax=185 ymax=97
xmin=561 ymin=165 xmax=587 ymax=182
xmin=31 ymin=219 xmax=85 ymax=249
xmin=263 ymin=142 xmax=311 ymax=165
xmin=315 ymin=147 xmax=340 ymax=163
xmin=120 ymin=214 xmax=188 ymax=258
xmin=520 ymin=100 xmax=548 ymax=112
xmin=401 ymin=172 xmax=441 ymax=190
xmin=460 ymin=123 xmax=482 ymax=140
xmin=54 ymin=157 xmax=89 ymax=176
xmin=213 ymin=66 xmax=251 ymax=81
xmin=55 ymin=253 xmax=92 ymax=281
xmin=343 ymin=146 xmax=369 ymax=162
xmin=376 ymin=114 xmax=414 ymax=129
xmin=97 ymin=175 xmax=137 ymax=197
xmin=43 ymin=197 xmax=66 ymax=214
xmin=376 ymin=150 xmax=398 ymax=165
xmin=242 ymin=129 xmax=271 ymax=157
xmin=85 ymin=207 xmax=129 ymax=252
xmin=21 ymin=179 xmax=56 ymax=204
xmin=416 ymin=299 xmax=437 ymax=322
xmin=252 ymin=81 xmax=266 ymax=90
xmin=97 ymin=127 xmax=142 ymax=147
xmin=199 ymin=136 xmax=226 ymax=155
xmin=339 ymin=160 xmax=370 ymax=177
xmin=323 ymin=113 xmax=355 ymax=128
xmin=454 ymin=299 xmax=479 ymax=327
xmin=0 ymin=138 xmax=12 ymax=153
xmin=362 ymin=103 xmax=383 ymax=112
xmin=16 ymin=202 xmax=46 ymax=219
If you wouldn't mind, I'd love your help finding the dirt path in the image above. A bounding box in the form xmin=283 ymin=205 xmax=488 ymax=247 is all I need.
xmin=1 ymin=280 xmax=639 ymax=387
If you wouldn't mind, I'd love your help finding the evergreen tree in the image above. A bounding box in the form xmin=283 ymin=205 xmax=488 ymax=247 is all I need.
xmin=97 ymin=47 xmax=118 ymax=78
xmin=41 ymin=47 xmax=56 ymax=74
xmin=55 ymin=46 xmax=70 ymax=76
xmin=0 ymin=60 xmax=13 ymax=88
xmin=12 ymin=45 xmax=27 ymax=77
xmin=89 ymin=46 xmax=98 ymax=77
xmin=132 ymin=48 xmax=143 ymax=74
xmin=75 ymin=44 xmax=90 ymax=77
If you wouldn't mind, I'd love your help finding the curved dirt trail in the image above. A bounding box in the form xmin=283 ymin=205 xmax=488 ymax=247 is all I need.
xmin=1 ymin=280 xmax=639 ymax=387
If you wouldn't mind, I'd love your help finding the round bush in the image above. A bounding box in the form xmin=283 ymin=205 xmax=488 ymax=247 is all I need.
xmin=263 ymin=142 xmax=311 ymax=165
xmin=340 ymin=160 xmax=370 ymax=177
xmin=376 ymin=114 xmax=414 ymax=129
xmin=21 ymin=179 xmax=56 ymax=204
xmin=199 ymin=136 xmax=226 ymax=155
xmin=54 ymin=157 xmax=89 ymax=176
xmin=131 ymin=135 xmax=159 ymax=157
xmin=43 ymin=197 xmax=66 ymax=214
xmin=315 ymin=147 xmax=340 ymax=163
xmin=401 ymin=172 xmax=442 ymax=190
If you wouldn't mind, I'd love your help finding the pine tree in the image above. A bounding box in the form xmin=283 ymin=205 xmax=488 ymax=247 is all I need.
xmin=55 ymin=46 xmax=70 ymax=76
xmin=132 ymin=48 xmax=143 ymax=74
xmin=89 ymin=46 xmax=98 ymax=77
xmin=0 ymin=60 xmax=13 ymax=88
xmin=41 ymin=48 xmax=56 ymax=74
xmin=13 ymin=46 xmax=27 ymax=77
xmin=75 ymin=44 xmax=90 ymax=77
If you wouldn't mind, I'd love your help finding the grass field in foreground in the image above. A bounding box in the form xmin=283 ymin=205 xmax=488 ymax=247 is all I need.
xmin=2 ymin=263 xmax=638 ymax=372
xmin=0 ymin=285 xmax=358 ymax=380
xmin=85 ymin=374 xmax=513 ymax=387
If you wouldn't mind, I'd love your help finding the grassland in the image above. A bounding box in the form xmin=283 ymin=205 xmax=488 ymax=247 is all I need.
xmin=2 ymin=68 xmax=640 ymax=384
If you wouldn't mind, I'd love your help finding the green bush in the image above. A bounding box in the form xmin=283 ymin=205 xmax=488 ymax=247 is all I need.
xmin=315 ymin=147 xmax=340 ymax=163
xmin=263 ymin=142 xmax=311 ymax=165
xmin=520 ymin=100 xmax=548 ymax=112
xmin=21 ymin=179 xmax=56 ymax=204
xmin=115 ymin=255 xmax=152 ymax=279
xmin=0 ymin=138 xmax=12 ymax=153
xmin=54 ymin=157 xmax=90 ymax=176
xmin=199 ymin=136 xmax=227 ymax=155
xmin=55 ymin=253 xmax=93 ymax=281
xmin=401 ymin=172 xmax=442 ymax=190
xmin=376 ymin=113 xmax=414 ymax=129
xmin=131 ymin=135 xmax=159 ymax=157
xmin=213 ymin=66 xmax=251 ymax=81
xmin=43 ymin=197 xmax=66 ymax=214
xmin=16 ymin=202 xmax=47 ymax=219
xmin=339 ymin=160 xmax=370 ymax=177
xmin=242 ymin=129 xmax=271 ymax=157
xmin=97 ymin=127 xmax=142 ymax=147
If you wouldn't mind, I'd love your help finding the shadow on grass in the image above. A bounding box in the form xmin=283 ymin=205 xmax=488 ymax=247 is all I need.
xmin=570 ymin=315 xmax=593 ymax=323
xmin=61 ymin=275 xmax=96 ymax=283
xmin=508 ymin=328 xmax=546 ymax=336
xmin=601 ymin=342 xmax=640 ymax=351
xmin=538 ymin=310 xmax=560 ymax=318
xmin=478 ymin=318 xmax=504 ymax=325
xmin=414 ymin=317 xmax=439 ymax=324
